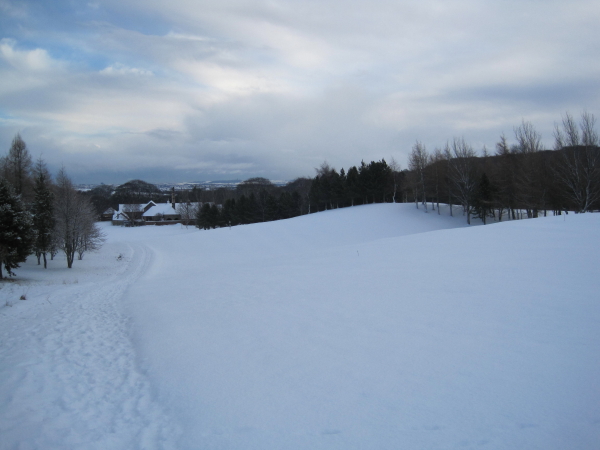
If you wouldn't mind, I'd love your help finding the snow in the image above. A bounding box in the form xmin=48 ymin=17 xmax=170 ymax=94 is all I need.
xmin=143 ymin=203 xmax=178 ymax=217
xmin=1 ymin=204 xmax=599 ymax=449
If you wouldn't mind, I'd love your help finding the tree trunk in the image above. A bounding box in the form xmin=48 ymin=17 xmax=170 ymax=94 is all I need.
xmin=67 ymin=250 xmax=74 ymax=268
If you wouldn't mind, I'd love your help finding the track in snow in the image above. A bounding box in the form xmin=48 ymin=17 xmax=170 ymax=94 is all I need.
xmin=0 ymin=241 xmax=180 ymax=450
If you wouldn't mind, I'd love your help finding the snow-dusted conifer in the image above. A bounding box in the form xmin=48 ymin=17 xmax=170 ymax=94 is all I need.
xmin=32 ymin=158 xmax=55 ymax=268
xmin=0 ymin=178 xmax=34 ymax=279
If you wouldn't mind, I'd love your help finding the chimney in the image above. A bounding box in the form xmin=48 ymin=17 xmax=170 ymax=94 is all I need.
xmin=171 ymin=187 xmax=176 ymax=209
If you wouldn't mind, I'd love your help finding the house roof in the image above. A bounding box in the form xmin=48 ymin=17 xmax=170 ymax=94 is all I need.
xmin=143 ymin=203 xmax=178 ymax=217
xmin=143 ymin=202 xmax=201 ymax=217
xmin=113 ymin=201 xmax=156 ymax=221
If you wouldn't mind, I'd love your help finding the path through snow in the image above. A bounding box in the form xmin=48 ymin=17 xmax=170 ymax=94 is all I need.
xmin=0 ymin=239 xmax=180 ymax=450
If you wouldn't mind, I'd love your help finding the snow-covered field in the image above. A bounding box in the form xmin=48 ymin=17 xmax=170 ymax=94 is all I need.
xmin=1 ymin=204 xmax=599 ymax=449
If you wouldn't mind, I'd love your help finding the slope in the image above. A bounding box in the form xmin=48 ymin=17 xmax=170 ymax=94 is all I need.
xmin=125 ymin=204 xmax=600 ymax=450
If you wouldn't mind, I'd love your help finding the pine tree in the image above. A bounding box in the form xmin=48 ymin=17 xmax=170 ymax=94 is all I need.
xmin=196 ymin=203 xmax=212 ymax=230
xmin=0 ymin=178 xmax=35 ymax=279
xmin=235 ymin=195 xmax=250 ymax=224
xmin=346 ymin=166 xmax=360 ymax=206
xmin=209 ymin=204 xmax=220 ymax=228
xmin=472 ymin=173 xmax=497 ymax=225
xmin=247 ymin=193 xmax=260 ymax=223
xmin=221 ymin=199 xmax=236 ymax=226
xmin=3 ymin=134 xmax=33 ymax=199
xmin=32 ymin=159 xmax=55 ymax=268
xmin=308 ymin=177 xmax=322 ymax=211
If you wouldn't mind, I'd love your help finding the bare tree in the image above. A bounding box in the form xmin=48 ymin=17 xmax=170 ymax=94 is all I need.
xmin=495 ymin=134 xmax=518 ymax=220
xmin=389 ymin=157 xmax=402 ymax=203
xmin=177 ymin=202 xmax=200 ymax=228
xmin=514 ymin=120 xmax=545 ymax=217
xmin=76 ymin=207 xmax=105 ymax=260
xmin=514 ymin=120 xmax=543 ymax=154
xmin=443 ymin=143 xmax=454 ymax=216
xmin=553 ymin=112 xmax=600 ymax=212
xmin=408 ymin=141 xmax=429 ymax=210
xmin=54 ymin=168 xmax=104 ymax=268
xmin=428 ymin=148 xmax=445 ymax=214
xmin=449 ymin=137 xmax=478 ymax=224
xmin=122 ymin=203 xmax=142 ymax=225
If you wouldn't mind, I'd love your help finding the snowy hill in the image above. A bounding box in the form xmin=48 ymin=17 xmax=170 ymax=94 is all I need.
xmin=1 ymin=204 xmax=599 ymax=449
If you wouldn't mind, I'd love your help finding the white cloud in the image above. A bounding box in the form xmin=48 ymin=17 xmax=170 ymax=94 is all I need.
xmin=0 ymin=39 xmax=56 ymax=72
xmin=0 ymin=0 xmax=28 ymax=19
xmin=100 ymin=63 xmax=153 ymax=77
xmin=0 ymin=0 xmax=598 ymax=182
xmin=164 ymin=32 xmax=213 ymax=42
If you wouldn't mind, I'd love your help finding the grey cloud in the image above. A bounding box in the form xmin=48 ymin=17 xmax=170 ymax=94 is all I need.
xmin=1 ymin=0 xmax=599 ymax=183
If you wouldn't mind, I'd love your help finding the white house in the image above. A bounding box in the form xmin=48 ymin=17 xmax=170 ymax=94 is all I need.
xmin=112 ymin=201 xmax=156 ymax=226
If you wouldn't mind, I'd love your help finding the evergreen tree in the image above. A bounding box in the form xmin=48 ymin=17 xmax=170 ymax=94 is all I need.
xmin=32 ymin=158 xmax=55 ymax=268
xmin=247 ymin=193 xmax=260 ymax=223
xmin=0 ymin=178 xmax=35 ymax=279
xmin=235 ymin=195 xmax=250 ymax=224
xmin=308 ymin=176 xmax=322 ymax=211
xmin=346 ymin=166 xmax=361 ymax=206
xmin=278 ymin=192 xmax=295 ymax=219
xmin=2 ymin=134 xmax=33 ymax=200
xmin=330 ymin=169 xmax=345 ymax=208
xmin=472 ymin=173 xmax=497 ymax=225
xmin=290 ymin=191 xmax=303 ymax=217
xmin=367 ymin=159 xmax=392 ymax=203
xmin=196 ymin=203 xmax=212 ymax=230
xmin=221 ymin=198 xmax=236 ymax=226
xmin=358 ymin=161 xmax=371 ymax=203
xmin=265 ymin=194 xmax=281 ymax=221
xmin=209 ymin=204 xmax=220 ymax=228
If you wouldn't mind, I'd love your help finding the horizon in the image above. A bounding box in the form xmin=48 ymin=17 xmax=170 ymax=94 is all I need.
xmin=75 ymin=178 xmax=291 ymax=189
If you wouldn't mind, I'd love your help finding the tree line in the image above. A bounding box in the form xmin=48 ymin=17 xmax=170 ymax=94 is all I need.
xmin=191 ymin=161 xmax=406 ymax=229
xmin=0 ymin=135 xmax=104 ymax=279
xmin=193 ymin=112 xmax=599 ymax=230
xmin=195 ymin=177 xmax=312 ymax=229
xmin=38 ymin=110 xmax=598 ymax=240
xmin=404 ymin=112 xmax=600 ymax=224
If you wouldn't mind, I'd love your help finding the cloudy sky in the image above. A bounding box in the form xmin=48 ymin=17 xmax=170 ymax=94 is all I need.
xmin=1 ymin=0 xmax=598 ymax=184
